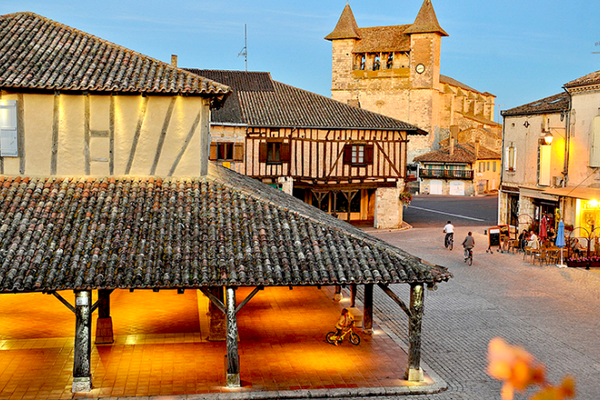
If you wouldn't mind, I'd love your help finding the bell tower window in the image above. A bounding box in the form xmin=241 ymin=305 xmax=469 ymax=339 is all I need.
xmin=386 ymin=53 xmax=394 ymax=69
xmin=373 ymin=54 xmax=381 ymax=71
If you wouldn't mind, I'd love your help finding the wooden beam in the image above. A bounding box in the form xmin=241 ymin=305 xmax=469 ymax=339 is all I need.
xmin=234 ymin=286 xmax=263 ymax=315
xmin=377 ymin=283 xmax=411 ymax=318
xmin=125 ymin=96 xmax=148 ymax=175
xmin=52 ymin=291 xmax=75 ymax=314
xmin=150 ymin=96 xmax=176 ymax=176
xmin=363 ymin=284 xmax=373 ymax=334
xmin=199 ymin=287 xmax=226 ymax=314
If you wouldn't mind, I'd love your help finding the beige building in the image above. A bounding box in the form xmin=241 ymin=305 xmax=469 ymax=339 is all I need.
xmin=325 ymin=0 xmax=500 ymax=164
xmin=498 ymin=69 xmax=600 ymax=237
xmin=186 ymin=69 xmax=425 ymax=229
xmin=414 ymin=141 xmax=500 ymax=196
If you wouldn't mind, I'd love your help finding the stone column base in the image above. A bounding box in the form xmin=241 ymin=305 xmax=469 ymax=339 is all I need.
xmin=226 ymin=373 xmax=241 ymax=388
xmin=347 ymin=307 xmax=363 ymax=328
xmin=405 ymin=367 xmax=424 ymax=382
xmin=72 ymin=376 xmax=92 ymax=393
xmin=95 ymin=317 xmax=114 ymax=344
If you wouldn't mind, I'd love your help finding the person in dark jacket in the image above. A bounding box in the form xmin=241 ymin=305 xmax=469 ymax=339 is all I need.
xmin=462 ymin=232 xmax=475 ymax=261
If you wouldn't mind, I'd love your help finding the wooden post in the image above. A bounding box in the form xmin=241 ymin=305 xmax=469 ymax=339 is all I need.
xmin=350 ymin=284 xmax=357 ymax=307
xmin=225 ymin=287 xmax=240 ymax=387
xmin=95 ymin=289 xmax=114 ymax=344
xmin=405 ymin=283 xmax=425 ymax=381
xmin=363 ymin=284 xmax=373 ymax=335
xmin=72 ymin=290 xmax=92 ymax=392
xmin=334 ymin=284 xmax=342 ymax=301
xmin=209 ymin=287 xmax=226 ymax=341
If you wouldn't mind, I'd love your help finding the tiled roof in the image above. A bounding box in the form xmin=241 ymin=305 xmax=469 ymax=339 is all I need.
xmin=0 ymin=164 xmax=451 ymax=293
xmin=440 ymin=75 xmax=492 ymax=96
xmin=501 ymin=93 xmax=569 ymax=117
xmin=404 ymin=0 xmax=448 ymax=37
xmin=189 ymin=70 xmax=426 ymax=133
xmin=564 ymin=69 xmax=600 ymax=89
xmin=324 ymin=4 xmax=360 ymax=40
xmin=353 ymin=25 xmax=411 ymax=53
xmin=414 ymin=143 xmax=500 ymax=163
xmin=0 ymin=12 xmax=230 ymax=97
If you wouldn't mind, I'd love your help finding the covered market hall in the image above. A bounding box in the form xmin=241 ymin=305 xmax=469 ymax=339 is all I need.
xmin=0 ymin=164 xmax=451 ymax=398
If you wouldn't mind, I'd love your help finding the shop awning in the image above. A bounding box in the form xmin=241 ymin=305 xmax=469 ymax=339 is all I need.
xmin=519 ymin=187 xmax=559 ymax=202
xmin=544 ymin=186 xmax=600 ymax=201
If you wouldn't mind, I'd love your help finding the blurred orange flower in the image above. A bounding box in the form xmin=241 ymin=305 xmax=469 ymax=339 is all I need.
xmin=487 ymin=338 xmax=575 ymax=400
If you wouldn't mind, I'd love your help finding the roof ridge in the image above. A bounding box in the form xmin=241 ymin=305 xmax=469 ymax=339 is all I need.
xmin=404 ymin=0 xmax=448 ymax=36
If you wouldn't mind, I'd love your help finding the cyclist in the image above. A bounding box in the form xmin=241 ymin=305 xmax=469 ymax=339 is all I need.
xmin=443 ymin=220 xmax=454 ymax=249
xmin=462 ymin=231 xmax=475 ymax=262
xmin=334 ymin=308 xmax=354 ymax=345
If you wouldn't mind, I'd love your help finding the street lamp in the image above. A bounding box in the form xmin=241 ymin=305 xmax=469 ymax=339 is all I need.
xmin=543 ymin=132 xmax=554 ymax=145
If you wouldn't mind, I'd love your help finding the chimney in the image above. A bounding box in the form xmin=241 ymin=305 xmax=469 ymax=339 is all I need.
xmin=450 ymin=125 xmax=459 ymax=141
xmin=475 ymin=140 xmax=480 ymax=159
xmin=449 ymin=138 xmax=455 ymax=156
xmin=171 ymin=54 xmax=178 ymax=67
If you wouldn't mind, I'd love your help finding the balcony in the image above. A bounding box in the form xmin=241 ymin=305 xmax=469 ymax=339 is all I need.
xmin=419 ymin=168 xmax=474 ymax=180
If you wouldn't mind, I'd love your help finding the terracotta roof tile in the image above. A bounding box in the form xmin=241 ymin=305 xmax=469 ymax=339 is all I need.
xmin=324 ymin=4 xmax=360 ymax=40
xmin=501 ymin=93 xmax=569 ymax=117
xmin=564 ymin=69 xmax=600 ymax=89
xmin=414 ymin=143 xmax=500 ymax=163
xmin=189 ymin=69 xmax=425 ymax=133
xmin=0 ymin=12 xmax=230 ymax=96
xmin=0 ymin=165 xmax=451 ymax=292
xmin=352 ymin=25 xmax=411 ymax=53
xmin=404 ymin=0 xmax=448 ymax=37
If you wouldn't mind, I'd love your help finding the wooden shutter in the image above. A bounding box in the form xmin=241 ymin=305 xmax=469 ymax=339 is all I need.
xmin=259 ymin=142 xmax=268 ymax=163
xmin=280 ymin=142 xmax=291 ymax=163
xmin=0 ymin=100 xmax=18 ymax=157
xmin=233 ymin=142 xmax=244 ymax=161
xmin=365 ymin=145 xmax=374 ymax=165
xmin=343 ymin=145 xmax=352 ymax=164
xmin=209 ymin=143 xmax=217 ymax=161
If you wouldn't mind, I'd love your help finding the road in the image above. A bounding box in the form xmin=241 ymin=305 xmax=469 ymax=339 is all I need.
xmin=342 ymin=194 xmax=600 ymax=399
xmin=403 ymin=194 xmax=498 ymax=228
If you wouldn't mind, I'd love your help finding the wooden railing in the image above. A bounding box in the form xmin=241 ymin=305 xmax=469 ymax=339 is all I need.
xmin=419 ymin=168 xmax=474 ymax=180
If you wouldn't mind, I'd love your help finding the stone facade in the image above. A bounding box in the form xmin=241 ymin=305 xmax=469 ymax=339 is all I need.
xmin=326 ymin=1 xmax=499 ymax=163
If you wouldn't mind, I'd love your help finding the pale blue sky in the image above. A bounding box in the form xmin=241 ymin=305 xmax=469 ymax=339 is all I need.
xmin=1 ymin=0 xmax=599 ymax=121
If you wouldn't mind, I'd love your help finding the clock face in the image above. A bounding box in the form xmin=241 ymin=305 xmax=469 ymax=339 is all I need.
xmin=416 ymin=63 xmax=425 ymax=74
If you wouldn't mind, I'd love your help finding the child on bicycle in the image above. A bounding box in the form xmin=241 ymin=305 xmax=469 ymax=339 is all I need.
xmin=462 ymin=231 xmax=475 ymax=261
xmin=335 ymin=308 xmax=354 ymax=345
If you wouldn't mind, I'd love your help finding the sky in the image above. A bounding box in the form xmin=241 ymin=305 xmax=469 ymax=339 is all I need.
xmin=1 ymin=0 xmax=599 ymax=122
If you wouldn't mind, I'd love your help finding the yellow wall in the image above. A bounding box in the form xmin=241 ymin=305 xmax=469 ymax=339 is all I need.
xmin=0 ymin=91 xmax=210 ymax=177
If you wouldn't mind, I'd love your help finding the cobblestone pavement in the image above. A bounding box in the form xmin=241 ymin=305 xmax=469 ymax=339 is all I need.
xmin=340 ymin=226 xmax=600 ymax=400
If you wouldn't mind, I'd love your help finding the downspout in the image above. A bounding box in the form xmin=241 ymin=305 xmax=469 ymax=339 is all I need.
xmin=498 ymin=111 xmax=506 ymax=225
xmin=561 ymin=86 xmax=572 ymax=187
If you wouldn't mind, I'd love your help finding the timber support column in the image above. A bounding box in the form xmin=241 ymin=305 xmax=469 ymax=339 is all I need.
xmin=363 ymin=284 xmax=373 ymax=335
xmin=405 ymin=283 xmax=425 ymax=382
xmin=95 ymin=289 xmax=114 ymax=344
xmin=225 ymin=286 xmax=240 ymax=387
xmin=334 ymin=285 xmax=342 ymax=301
xmin=72 ymin=290 xmax=92 ymax=392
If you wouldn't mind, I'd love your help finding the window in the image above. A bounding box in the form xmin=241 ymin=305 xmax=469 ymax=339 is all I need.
xmin=386 ymin=53 xmax=394 ymax=69
xmin=487 ymin=161 xmax=490 ymax=171
xmin=0 ymin=100 xmax=18 ymax=157
xmin=343 ymin=144 xmax=373 ymax=166
xmin=360 ymin=55 xmax=366 ymax=70
xmin=505 ymin=146 xmax=517 ymax=171
xmin=493 ymin=161 xmax=497 ymax=172
xmin=210 ymin=142 xmax=244 ymax=161
xmin=373 ymin=54 xmax=380 ymax=71
xmin=259 ymin=140 xmax=290 ymax=164
xmin=479 ymin=162 xmax=484 ymax=173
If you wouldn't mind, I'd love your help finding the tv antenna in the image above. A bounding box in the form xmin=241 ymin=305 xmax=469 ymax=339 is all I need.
xmin=238 ymin=24 xmax=248 ymax=71
xmin=593 ymin=41 xmax=600 ymax=54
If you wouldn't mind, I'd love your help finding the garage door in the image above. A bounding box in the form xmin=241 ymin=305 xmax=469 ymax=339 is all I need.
xmin=430 ymin=180 xmax=443 ymax=195
xmin=449 ymin=181 xmax=465 ymax=196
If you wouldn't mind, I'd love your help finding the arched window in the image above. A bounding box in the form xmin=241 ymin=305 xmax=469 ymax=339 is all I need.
xmin=387 ymin=53 xmax=394 ymax=69
xmin=360 ymin=54 xmax=366 ymax=70
xmin=373 ymin=54 xmax=380 ymax=71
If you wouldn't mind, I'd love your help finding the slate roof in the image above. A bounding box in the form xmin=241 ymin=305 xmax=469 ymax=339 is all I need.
xmin=414 ymin=143 xmax=500 ymax=164
xmin=501 ymin=93 xmax=569 ymax=117
xmin=564 ymin=69 xmax=600 ymax=89
xmin=0 ymin=12 xmax=230 ymax=98
xmin=0 ymin=164 xmax=451 ymax=293
xmin=188 ymin=69 xmax=426 ymax=133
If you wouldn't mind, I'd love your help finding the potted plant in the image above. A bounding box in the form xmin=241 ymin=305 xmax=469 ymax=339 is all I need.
xmin=399 ymin=191 xmax=413 ymax=206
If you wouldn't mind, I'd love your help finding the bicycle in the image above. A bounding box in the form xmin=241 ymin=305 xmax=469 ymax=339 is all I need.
xmin=445 ymin=233 xmax=454 ymax=251
xmin=464 ymin=248 xmax=473 ymax=266
xmin=326 ymin=321 xmax=361 ymax=346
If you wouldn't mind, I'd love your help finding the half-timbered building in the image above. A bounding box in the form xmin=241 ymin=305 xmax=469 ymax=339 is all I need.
xmin=187 ymin=69 xmax=426 ymax=229
xmin=0 ymin=12 xmax=451 ymax=396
